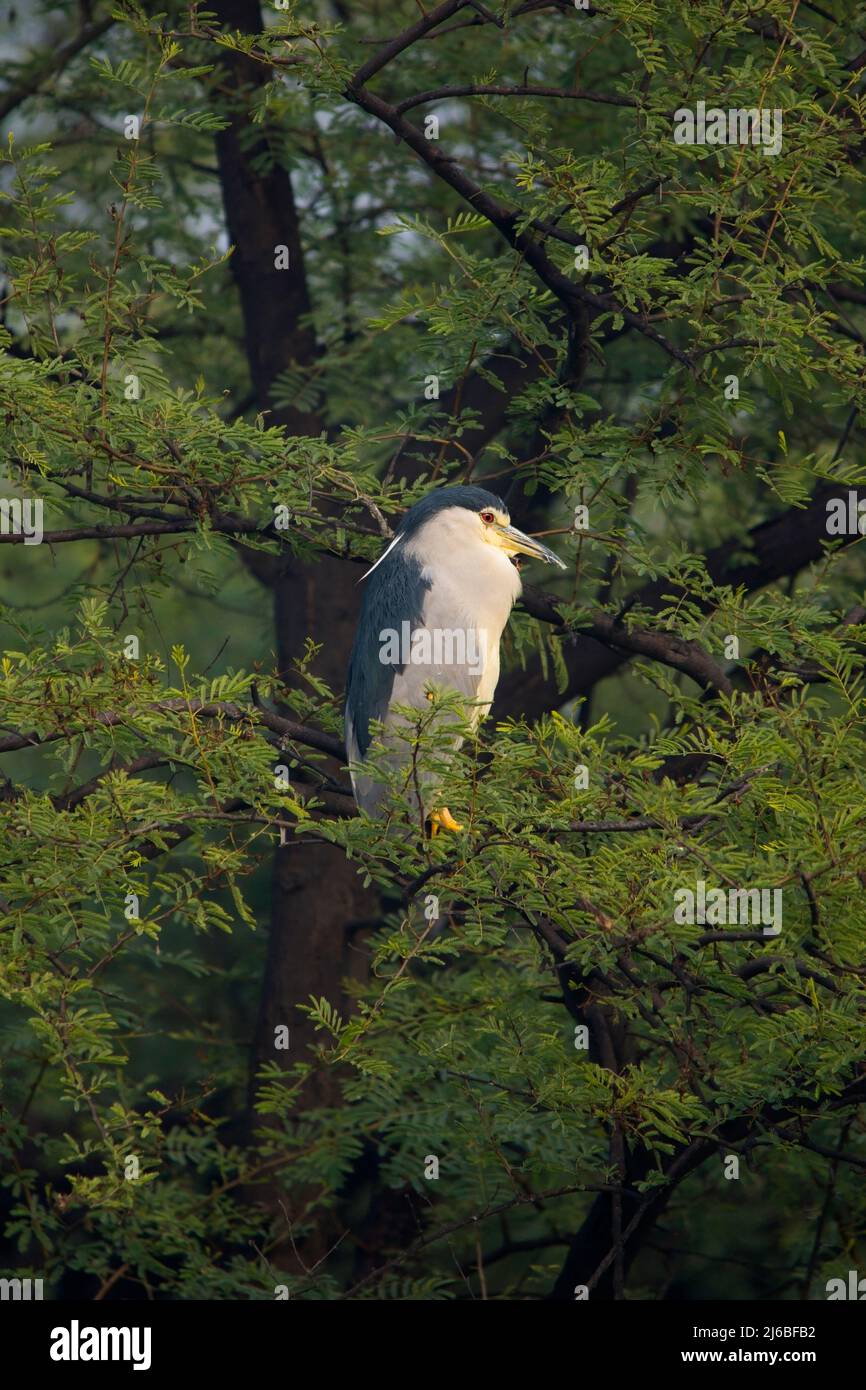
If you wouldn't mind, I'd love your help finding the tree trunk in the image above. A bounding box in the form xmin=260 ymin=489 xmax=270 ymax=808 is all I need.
xmin=210 ymin=0 xmax=375 ymax=1128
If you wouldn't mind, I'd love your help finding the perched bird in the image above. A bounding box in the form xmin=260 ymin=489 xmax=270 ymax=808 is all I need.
xmin=345 ymin=485 xmax=566 ymax=830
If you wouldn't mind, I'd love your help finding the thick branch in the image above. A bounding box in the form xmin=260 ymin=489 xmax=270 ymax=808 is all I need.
xmin=349 ymin=0 xmax=468 ymax=87
xmin=520 ymin=588 xmax=734 ymax=695
xmin=345 ymin=83 xmax=692 ymax=369
xmin=0 ymin=16 xmax=114 ymax=123
xmin=499 ymin=479 xmax=866 ymax=720
xmin=395 ymin=84 xmax=637 ymax=115
xmin=0 ymin=697 xmax=346 ymax=762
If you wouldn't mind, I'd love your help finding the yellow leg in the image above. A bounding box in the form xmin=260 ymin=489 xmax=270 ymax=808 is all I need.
xmin=428 ymin=806 xmax=464 ymax=834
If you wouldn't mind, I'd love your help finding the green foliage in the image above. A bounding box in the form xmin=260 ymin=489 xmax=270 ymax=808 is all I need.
xmin=1 ymin=0 xmax=866 ymax=1301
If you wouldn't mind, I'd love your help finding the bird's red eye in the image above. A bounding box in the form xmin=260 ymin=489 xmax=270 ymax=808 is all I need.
xmin=480 ymin=511 xmax=495 ymax=524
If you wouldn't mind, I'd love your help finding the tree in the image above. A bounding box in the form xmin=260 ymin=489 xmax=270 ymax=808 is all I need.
xmin=1 ymin=0 xmax=865 ymax=1301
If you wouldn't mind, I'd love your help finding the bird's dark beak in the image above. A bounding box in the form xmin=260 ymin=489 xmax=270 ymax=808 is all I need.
xmin=493 ymin=522 xmax=567 ymax=569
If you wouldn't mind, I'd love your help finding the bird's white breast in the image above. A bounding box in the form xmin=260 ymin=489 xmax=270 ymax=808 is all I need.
xmin=404 ymin=510 xmax=520 ymax=716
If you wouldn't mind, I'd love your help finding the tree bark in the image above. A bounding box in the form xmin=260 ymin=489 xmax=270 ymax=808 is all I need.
xmin=208 ymin=1 xmax=552 ymax=1133
xmin=210 ymin=0 xmax=374 ymax=1125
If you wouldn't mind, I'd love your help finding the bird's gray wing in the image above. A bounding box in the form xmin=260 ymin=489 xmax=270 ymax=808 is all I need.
xmin=346 ymin=566 xmax=489 ymax=819
xmin=345 ymin=546 xmax=431 ymax=816
xmin=345 ymin=546 xmax=430 ymax=758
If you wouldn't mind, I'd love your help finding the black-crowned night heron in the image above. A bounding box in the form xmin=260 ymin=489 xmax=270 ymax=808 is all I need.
xmin=345 ymin=485 xmax=566 ymax=831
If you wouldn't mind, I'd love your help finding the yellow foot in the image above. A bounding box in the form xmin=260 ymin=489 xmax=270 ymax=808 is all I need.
xmin=428 ymin=806 xmax=464 ymax=836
